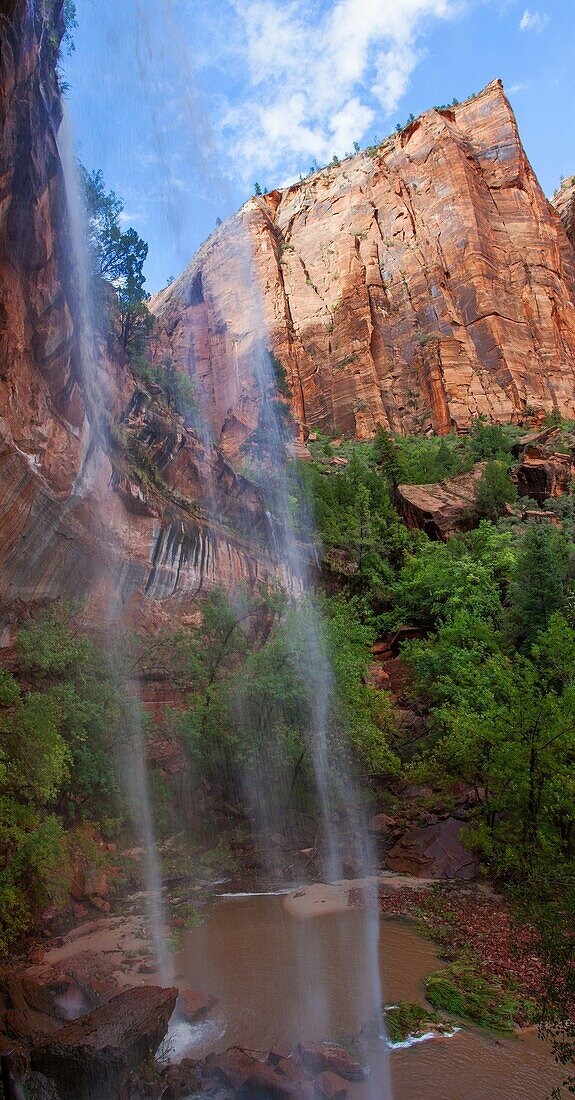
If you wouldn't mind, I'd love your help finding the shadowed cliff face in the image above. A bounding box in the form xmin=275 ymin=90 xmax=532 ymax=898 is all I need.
xmin=152 ymin=80 xmax=575 ymax=454
xmin=0 ymin=1 xmax=292 ymax=637
xmin=553 ymin=176 xmax=575 ymax=252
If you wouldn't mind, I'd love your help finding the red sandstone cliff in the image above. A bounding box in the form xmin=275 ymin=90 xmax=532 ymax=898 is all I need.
xmin=2 ymin=3 xmax=575 ymax=634
xmin=152 ymin=81 xmax=575 ymax=452
xmin=0 ymin=1 xmax=287 ymax=638
xmin=553 ymin=175 xmax=575 ymax=252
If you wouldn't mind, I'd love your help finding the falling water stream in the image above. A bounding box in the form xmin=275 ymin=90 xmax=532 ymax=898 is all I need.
xmin=57 ymin=106 xmax=173 ymax=988
xmin=60 ymin=1 xmax=392 ymax=1091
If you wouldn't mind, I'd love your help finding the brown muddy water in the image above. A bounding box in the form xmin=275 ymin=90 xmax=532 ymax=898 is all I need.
xmin=171 ymin=891 xmax=562 ymax=1099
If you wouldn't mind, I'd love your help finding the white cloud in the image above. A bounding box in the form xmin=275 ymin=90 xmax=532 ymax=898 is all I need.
xmin=519 ymin=9 xmax=549 ymax=32
xmin=507 ymin=81 xmax=527 ymax=95
xmin=218 ymin=0 xmax=458 ymax=184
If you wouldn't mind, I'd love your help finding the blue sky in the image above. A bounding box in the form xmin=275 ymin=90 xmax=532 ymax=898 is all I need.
xmin=63 ymin=0 xmax=574 ymax=293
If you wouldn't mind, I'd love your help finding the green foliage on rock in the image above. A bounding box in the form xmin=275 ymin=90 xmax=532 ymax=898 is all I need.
xmin=0 ymin=606 xmax=123 ymax=954
xmin=425 ymin=963 xmax=517 ymax=1032
xmin=383 ymin=1002 xmax=443 ymax=1044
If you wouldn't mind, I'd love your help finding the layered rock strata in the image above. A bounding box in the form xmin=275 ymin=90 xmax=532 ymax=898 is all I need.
xmin=153 ymin=80 xmax=575 ymax=453
xmin=0 ymin=1 xmax=293 ymax=638
xmin=552 ymin=175 xmax=575 ymax=251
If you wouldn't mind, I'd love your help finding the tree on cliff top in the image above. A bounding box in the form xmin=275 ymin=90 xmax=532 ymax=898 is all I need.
xmin=80 ymin=166 xmax=153 ymax=355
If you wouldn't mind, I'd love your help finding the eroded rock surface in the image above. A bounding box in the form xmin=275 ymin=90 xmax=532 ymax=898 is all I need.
xmin=153 ymin=81 xmax=575 ymax=453
xmin=0 ymin=1 xmax=297 ymax=637
xmin=31 ymin=985 xmax=177 ymax=1100
xmin=552 ymin=175 xmax=575 ymax=251
xmin=385 ymin=817 xmax=479 ymax=880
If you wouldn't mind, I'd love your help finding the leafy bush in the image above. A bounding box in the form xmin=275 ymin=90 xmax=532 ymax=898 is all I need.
xmin=0 ymin=606 xmax=124 ymax=953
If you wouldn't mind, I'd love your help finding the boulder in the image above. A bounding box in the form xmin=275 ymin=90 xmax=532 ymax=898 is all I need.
xmin=385 ymin=817 xmax=479 ymax=880
xmin=368 ymin=814 xmax=397 ymax=835
xmin=162 ymin=1058 xmax=203 ymax=1099
xmin=31 ymin=985 xmax=177 ymax=1100
xmin=316 ymin=1070 xmax=349 ymax=1098
xmin=515 ymin=445 xmax=575 ymax=503
xmin=395 ymin=465 xmax=486 ymax=540
xmin=295 ymin=1043 xmax=366 ymax=1082
xmin=209 ymin=1047 xmax=259 ymax=1090
xmin=177 ymin=988 xmax=216 ymax=1023
xmin=238 ymin=1062 xmax=310 ymax=1098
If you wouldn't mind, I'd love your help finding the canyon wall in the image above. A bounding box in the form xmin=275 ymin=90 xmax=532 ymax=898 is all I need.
xmin=153 ymin=81 xmax=575 ymax=454
xmin=553 ymin=175 xmax=575 ymax=252
xmin=2 ymin=0 xmax=575 ymax=635
xmin=0 ymin=0 xmax=288 ymax=639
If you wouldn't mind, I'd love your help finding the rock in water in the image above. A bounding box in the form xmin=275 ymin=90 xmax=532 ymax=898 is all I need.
xmin=31 ymin=985 xmax=177 ymax=1100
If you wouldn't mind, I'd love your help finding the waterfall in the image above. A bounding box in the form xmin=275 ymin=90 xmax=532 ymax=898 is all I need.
xmin=61 ymin=1 xmax=392 ymax=1090
xmin=57 ymin=106 xmax=173 ymax=988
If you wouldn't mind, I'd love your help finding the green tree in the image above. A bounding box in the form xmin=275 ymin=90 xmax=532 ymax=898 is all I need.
xmin=509 ymin=523 xmax=568 ymax=650
xmin=63 ymin=0 xmax=78 ymax=54
xmin=410 ymin=615 xmax=575 ymax=878
xmin=476 ymin=460 xmax=516 ymax=520
xmin=80 ymin=166 xmax=153 ymax=358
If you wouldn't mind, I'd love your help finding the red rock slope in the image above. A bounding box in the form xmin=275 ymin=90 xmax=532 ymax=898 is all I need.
xmin=152 ymin=80 xmax=575 ymax=452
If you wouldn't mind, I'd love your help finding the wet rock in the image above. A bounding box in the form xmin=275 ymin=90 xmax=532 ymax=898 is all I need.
xmin=6 ymin=1008 xmax=35 ymax=1040
xmin=238 ymin=1061 xmax=310 ymax=1098
xmin=295 ymin=1043 xmax=366 ymax=1082
xmin=342 ymin=856 xmax=363 ymax=878
xmin=208 ymin=1047 xmax=260 ymax=1090
xmin=162 ymin=1058 xmax=203 ymax=1098
xmin=385 ymin=817 xmax=479 ymax=880
xmin=21 ymin=979 xmax=54 ymax=1017
xmin=316 ymin=1070 xmax=349 ymax=1099
xmin=31 ymin=984 xmax=177 ymax=1100
xmin=177 ymin=988 xmax=216 ymax=1023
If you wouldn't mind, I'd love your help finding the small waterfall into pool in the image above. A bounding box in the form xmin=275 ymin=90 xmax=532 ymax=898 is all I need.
xmin=61 ymin=1 xmax=392 ymax=1090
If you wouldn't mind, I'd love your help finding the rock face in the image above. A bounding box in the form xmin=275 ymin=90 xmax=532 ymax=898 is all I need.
xmin=153 ymin=80 xmax=575 ymax=452
xmin=385 ymin=817 xmax=478 ymax=880
xmin=512 ymin=427 xmax=575 ymax=502
xmin=0 ymin=1 xmax=296 ymax=638
xmin=31 ymin=985 xmax=177 ymax=1100
xmin=552 ymin=175 xmax=575 ymax=251
xmin=3 ymin=7 xmax=575 ymax=638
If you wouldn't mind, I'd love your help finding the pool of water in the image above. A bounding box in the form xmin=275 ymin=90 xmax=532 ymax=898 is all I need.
xmin=171 ymin=890 xmax=561 ymax=1099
